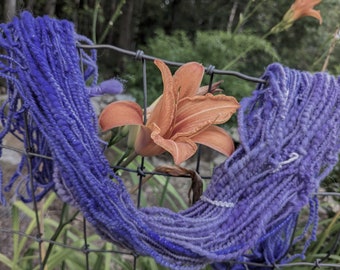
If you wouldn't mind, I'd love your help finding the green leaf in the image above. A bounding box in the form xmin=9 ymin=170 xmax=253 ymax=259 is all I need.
xmin=21 ymin=248 xmax=35 ymax=270
xmin=0 ymin=253 xmax=13 ymax=269
xmin=42 ymin=192 xmax=57 ymax=212
xmin=311 ymin=210 xmax=340 ymax=253
xmin=13 ymin=201 xmax=35 ymax=219
xmin=12 ymin=203 xmax=20 ymax=267
xmin=93 ymin=253 xmax=104 ymax=270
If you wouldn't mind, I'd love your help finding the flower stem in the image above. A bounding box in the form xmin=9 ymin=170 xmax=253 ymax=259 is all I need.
xmin=116 ymin=149 xmax=138 ymax=168
xmin=321 ymin=26 xmax=339 ymax=72
xmin=222 ymin=31 xmax=273 ymax=70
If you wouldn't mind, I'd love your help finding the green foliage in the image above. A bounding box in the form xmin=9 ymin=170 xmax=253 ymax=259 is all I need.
xmin=142 ymin=30 xmax=196 ymax=62
xmin=193 ymin=30 xmax=279 ymax=101
xmin=122 ymin=30 xmax=195 ymax=105
xmin=194 ymin=31 xmax=280 ymax=69
xmin=0 ymin=156 xmax=193 ymax=269
xmin=108 ymin=145 xmax=189 ymax=210
xmin=287 ymin=209 xmax=340 ymax=270
xmin=0 ymin=193 xmax=114 ymax=269
xmin=123 ymin=29 xmax=279 ymax=107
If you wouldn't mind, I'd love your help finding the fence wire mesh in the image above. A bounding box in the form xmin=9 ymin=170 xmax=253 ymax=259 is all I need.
xmin=0 ymin=43 xmax=340 ymax=270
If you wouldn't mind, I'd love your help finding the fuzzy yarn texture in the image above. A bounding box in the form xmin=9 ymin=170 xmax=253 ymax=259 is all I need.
xmin=1 ymin=12 xmax=340 ymax=270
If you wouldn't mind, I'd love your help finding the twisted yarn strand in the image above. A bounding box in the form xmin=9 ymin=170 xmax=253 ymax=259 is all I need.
xmin=0 ymin=12 xmax=340 ymax=270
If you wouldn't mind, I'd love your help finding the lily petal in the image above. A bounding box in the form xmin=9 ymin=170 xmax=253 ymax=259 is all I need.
xmin=191 ymin=125 xmax=235 ymax=156
xmin=149 ymin=123 xmax=198 ymax=165
xmin=173 ymin=94 xmax=239 ymax=136
xmin=298 ymin=9 xmax=322 ymax=23
xmin=173 ymin=62 xmax=205 ymax=100
xmin=99 ymin=101 xmax=143 ymax=131
xmin=147 ymin=60 xmax=176 ymax=134
xmin=285 ymin=0 xmax=322 ymax=24
xmin=134 ymin=125 xmax=165 ymax=156
xmin=197 ymin=80 xmax=223 ymax=96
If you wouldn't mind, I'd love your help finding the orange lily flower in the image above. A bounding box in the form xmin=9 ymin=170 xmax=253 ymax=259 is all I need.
xmin=270 ymin=0 xmax=322 ymax=34
xmin=99 ymin=60 xmax=239 ymax=165
xmin=283 ymin=0 xmax=322 ymax=25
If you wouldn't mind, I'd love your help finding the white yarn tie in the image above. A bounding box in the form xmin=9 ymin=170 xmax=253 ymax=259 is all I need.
xmin=200 ymin=195 xmax=235 ymax=208
xmin=273 ymin=152 xmax=300 ymax=173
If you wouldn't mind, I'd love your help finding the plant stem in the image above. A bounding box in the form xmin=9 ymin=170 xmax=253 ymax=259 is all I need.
xmin=222 ymin=31 xmax=273 ymax=70
xmin=41 ymin=204 xmax=79 ymax=268
xmin=98 ymin=0 xmax=126 ymax=44
xmin=119 ymin=150 xmax=138 ymax=167
xmin=130 ymin=174 xmax=153 ymax=194
xmin=159 ymin=177 xmax=170 ymax=207
xmin=233 ymin=0 xmax=267 ymax=33
xmin=321 ymin=26 xmax=339 ymax=72
xmin=92 ymin=0 xmax=101 ymax=43
xmin=115 ymin=148 xmax=137 ymax=168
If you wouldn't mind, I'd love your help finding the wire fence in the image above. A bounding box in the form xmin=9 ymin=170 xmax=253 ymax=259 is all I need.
xmin=0 ymin=43 xmax=340 ymax=270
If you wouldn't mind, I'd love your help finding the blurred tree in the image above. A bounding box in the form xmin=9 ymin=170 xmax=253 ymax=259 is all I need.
xmin=0 ymin=0 xmax=339 ymax=79
xmin=44 ymin=0 xmax=56 ymax=16
xmin=4 ymin=0 xmax=17 ymax=21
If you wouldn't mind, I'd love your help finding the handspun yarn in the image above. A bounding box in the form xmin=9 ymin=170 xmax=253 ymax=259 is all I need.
xmin=1 ymin=12 xmax=340 ymax=270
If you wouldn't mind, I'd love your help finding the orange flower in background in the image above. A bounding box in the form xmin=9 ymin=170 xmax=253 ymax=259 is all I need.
xmin=270 ymin=0 xmax=322 ymax=34
xmin=283 ymin=0 xmax=322 ymax=24
xmin=99 ymin=60 xmax=239 ymax=165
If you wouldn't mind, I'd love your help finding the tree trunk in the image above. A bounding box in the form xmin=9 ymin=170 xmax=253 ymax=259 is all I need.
xmin=4 ymin=0 xmax=16 ymax=22
xmin=26 ymin=0 xmax=36 ymax=11
xmin=227 ymin=1 xmax=238 ymax=32
xmin=117 ymin=0 xmax=134 ymax=50
xmin=44 ymin=0 xmax=57 ymax=17
xmin=116 ymin=0 xmax=135 ymax=72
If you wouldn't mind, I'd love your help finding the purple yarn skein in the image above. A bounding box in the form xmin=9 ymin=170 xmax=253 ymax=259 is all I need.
xmin=0 ymin=12 xmax=340 ymax=270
